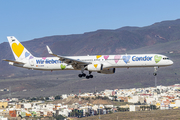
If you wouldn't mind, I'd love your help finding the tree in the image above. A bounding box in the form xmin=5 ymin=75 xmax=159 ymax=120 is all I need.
xmin=114 ymin=96 xmax=117 ymax=101
xmin=55 ymin=115 xmax=65 ymax=120
xmin=85 ymin=97 xmax=90 ymax=100
xmin=55 ymin=95 xmax=61 ymax=100
xmin=109 ymin=111 xmax=113 ymax=114
xmin=140 ymin=106 xmax=143 ymax=111
xmin=150 ymin=105 xmax=157 ymax=110
xmin=105 ymin=107 xmax=111 ymax=111
xmin=78 ymin=112 xmax=82 ymax=118
xmin=70 ymin=111 xmax=75 ymax=117
xmin=97 ymin=96 xmax=100 ymax=99
xmin=102 ymin=96 xmax=109 ymax=100
xmin=45 ymin=97 xmax=49 ymax=100
xmin=147 ymin=106 xmax=150 ymax=111
xmin=31 ymin=97 xmax=37 ymax=101
xmin=70 ymin=110 xmax=80 ymax=117
xmin=134 ymin=101 xmax=141 ymax=105
xmin=111 ymin=95 xmax=117 ymax=101
xmin=85 ymin=112 xmax=90 ymax=117
xmin=75 ymin=111 xmax=80 ymax=117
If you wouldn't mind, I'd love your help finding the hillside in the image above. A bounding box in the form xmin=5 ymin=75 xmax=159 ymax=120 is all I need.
xmin=79 ymin=109 xmax=180 ymax=120
xmin=51 ymin=97 xmax=129 ymax=106
xmin=0 ymin=19 xmax=180 ymax=98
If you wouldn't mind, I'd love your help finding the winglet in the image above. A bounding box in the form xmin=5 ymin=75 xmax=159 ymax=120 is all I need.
xmin=46 ymin=45 xmax=53 ymax=55
xmin=46 ymin=45 xmax=60 ymax=58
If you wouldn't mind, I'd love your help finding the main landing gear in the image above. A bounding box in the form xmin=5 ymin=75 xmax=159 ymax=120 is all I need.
xmin=78 ymin=71 xmax=93 ymax=79
xmin=86 ymin=74 xmax=93 ymax=79
xmin=153 ymin=66 xmax=158 ymax=76
xmin=78 ymin=73 xmax=86 ymax=77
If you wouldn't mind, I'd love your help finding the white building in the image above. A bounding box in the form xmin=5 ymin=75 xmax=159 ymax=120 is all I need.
xmin=175 ymin=100 xmax=180 ymax=107
xmin=23 ymin=103 xmax=31 ymax=109
xmin=128 ymin=96 xmax=139 ymax=103
xmin=62 ymin=94 xmax=68 ymax=99
xmin=58 ymin=108 xmax=71 ymax=117
xmin=129 ymin=105 xmax=140 ymax=111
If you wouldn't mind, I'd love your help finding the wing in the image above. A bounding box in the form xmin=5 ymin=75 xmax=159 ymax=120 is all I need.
xmin=3 ymin=59 xmax=25 ymax=64
xmin=46 ymin=46 xmax=90 ymax=66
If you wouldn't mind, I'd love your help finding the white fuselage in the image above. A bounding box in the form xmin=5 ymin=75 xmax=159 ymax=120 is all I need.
xmin=10 ymin=54 xmax=173 ymax=71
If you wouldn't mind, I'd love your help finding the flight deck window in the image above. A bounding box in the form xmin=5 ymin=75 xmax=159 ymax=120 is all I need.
xmin=163 ymin=58 xmax=169 ymax=60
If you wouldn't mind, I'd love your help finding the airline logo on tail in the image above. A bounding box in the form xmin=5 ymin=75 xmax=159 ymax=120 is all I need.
xmin=12 ymin=42 xmax=24 ymax=57
xmin=7 ymin=36 xmax=32 ymax=60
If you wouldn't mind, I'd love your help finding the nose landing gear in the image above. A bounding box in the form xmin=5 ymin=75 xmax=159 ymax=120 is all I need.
xmin=153 ymin=66 xmax=158 ymax=76
xmin=153 ymin=73 xmax=157 ymax=76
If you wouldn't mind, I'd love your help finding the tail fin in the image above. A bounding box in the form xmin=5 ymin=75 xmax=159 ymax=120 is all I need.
xmin=7 ymin=36 xmax=34 ymax=60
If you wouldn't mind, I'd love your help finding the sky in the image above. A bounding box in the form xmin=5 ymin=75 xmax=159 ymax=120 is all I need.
xmin=0 ymin=0 xmax=180 ymax=43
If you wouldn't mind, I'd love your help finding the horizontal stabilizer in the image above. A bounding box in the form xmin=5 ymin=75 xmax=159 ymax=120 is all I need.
xmin=2 ymin=59 xmax=25 ymax=64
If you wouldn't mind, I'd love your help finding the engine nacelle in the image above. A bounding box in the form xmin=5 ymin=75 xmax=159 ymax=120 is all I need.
xmin=97 ymin=68 xmax=115 ymax=74
xmin=86 ymin=64 xmax=103 ymax=72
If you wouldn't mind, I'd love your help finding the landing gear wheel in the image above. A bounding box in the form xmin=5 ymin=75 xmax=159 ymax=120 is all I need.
xmin=78 ymin=74 xmax=82 ymax=78
xmin=89 ymin=75 xmax=93 ymax=78
xmin=86 ymin=76 xmax=89 ymax=79
xmin=82 ymin=73 xmax=86 ymax=77
xmin=153 ymin=73 xmax=157 ymax=76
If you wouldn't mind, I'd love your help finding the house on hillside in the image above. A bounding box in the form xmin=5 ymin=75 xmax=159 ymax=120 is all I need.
xmin=0 ymin=102 xmax=8 ymax=108
xmin=62 ymin=94 xmax=68 ymax=99
xmin=0 ymin=110 xmax=9 ymax=116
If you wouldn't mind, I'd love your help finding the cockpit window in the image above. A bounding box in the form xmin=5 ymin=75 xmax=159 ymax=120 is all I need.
xmin=163 ymin=57 xmax=169 ymax=60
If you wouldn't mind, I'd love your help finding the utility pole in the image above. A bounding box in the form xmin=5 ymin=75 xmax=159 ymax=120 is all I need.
xmin=99 ymin=107 xmax=100 ymax=119
xmin=79 ymin=89 xmax=81 ymax=104
xmin=99 ymin=104 xmax=100 ymax=119
xmin=155 ymin=76 xmax=157 ymax=87
xmin=9 ymin=86 xmax=11 ymax=98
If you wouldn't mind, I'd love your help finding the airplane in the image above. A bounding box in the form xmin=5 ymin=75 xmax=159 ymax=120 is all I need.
xmin=3 ymin=36 xmax=173 ymax=79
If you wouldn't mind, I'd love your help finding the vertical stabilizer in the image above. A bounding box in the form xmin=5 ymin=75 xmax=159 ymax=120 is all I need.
xmin=7 ymin=36 xmax=34 ymax=61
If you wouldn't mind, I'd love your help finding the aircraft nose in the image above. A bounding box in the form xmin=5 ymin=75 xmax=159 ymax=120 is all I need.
xmin=169 ymin=60 xmax=173 ymax=65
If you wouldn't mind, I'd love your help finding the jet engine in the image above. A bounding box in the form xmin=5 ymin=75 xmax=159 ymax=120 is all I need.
xmin=85 ymin=64 xmax=103 ymax=72
xmin=97 ymin=68 xmax=115 ymax=74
